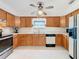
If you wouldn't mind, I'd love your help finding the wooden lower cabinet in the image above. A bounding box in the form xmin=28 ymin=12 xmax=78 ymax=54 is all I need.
xmin=18 ymin=34 xmax=32 ymax=46
xmin=13 ymin=34 xmax=18 ymax=48
xmin=55 ymin=34 xmax=63 ymax=46
xmin=62 ymin=35 xmax=69 ymax=50
xmin=13 ymin=34 xmax=45 ymax=48
xmin=55 ymin=34 xmax=69 ymax=50
xmin=32 ymin=34 xmax=45 ymax=46
xmin=13 ymin=34 xmax=69 ymax=49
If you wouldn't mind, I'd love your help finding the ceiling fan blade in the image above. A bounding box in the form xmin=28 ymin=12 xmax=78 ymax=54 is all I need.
xmin=43 ymin=12 xmax=47 ymax=15
xmin=30 ymin=4 xmax=37 ymax=7
xmin=69 ymin=0 xmax=75 ymax=4
xmin=45 ymin=6 xmax=54 ymax=9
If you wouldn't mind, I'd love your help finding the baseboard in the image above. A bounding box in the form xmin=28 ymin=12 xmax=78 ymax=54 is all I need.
xmin=69 ymin=55 xmax=74 ymax=59
xmin=46 ymin=44 xmax=56 ymax=47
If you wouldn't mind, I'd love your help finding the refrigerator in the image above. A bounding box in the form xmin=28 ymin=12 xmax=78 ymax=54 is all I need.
xmin=69 ymin=15 xmax=77 ymax=59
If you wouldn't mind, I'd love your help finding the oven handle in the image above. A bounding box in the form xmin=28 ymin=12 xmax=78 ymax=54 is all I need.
xmin=0 ymin=47 xmax=13 ymax=56
xmin=0 ymin=36 xmax=13 ymax=40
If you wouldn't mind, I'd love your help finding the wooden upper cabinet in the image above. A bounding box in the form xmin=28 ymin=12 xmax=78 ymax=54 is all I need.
xmin=26 ymin=17 xmax=32 ymax=27
xmin=20 ymin=17 xmax=32 ymax=27
xmin=60 ymin=16 xmax=69 ymax=27
xmin=20 ymin=17 xmax=26 ymax=27
xmin=7 ymin=13 xmax=15 ymax=27
xmin=0 ymin=9 xmax=7 ymax=20
xmin=46 ymin=17 xmax=60 ymax=27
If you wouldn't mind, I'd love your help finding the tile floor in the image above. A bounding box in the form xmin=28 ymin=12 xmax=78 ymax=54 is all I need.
xmin=6 ymin=46 xmax=71 ymax=59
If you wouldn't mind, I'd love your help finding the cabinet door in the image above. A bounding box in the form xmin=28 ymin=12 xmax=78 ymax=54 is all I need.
xmin=55 ymin=34 xmax=63 ymax=46
xmin=32 ymin=34 xmax=39 ymax=46
xmin=25 ymin=34 xmax=32 ymax=46
xmin=62 ymin=35 xmax=69 ymax=50
xmin=7 ymin=13 xmax=15 ymax=27
xmin=46 ymin=17 xmax=60 ymax=27
xmin=19 ymin=34 xmax=32 ymax=46
xmin=60 ymin=16 xmax=69 ymax=27
xmin=38 ymin=34 xmax=45 ymax=46
xmin=26 ymin=17 xmax=32 ymax=27
xmin=0 ymin=9 xmax=7 ymax=20
xmin=13 ymin=34 xmax=18 ymax=48
xmin=32 ymin=34 xmax=45 ymax=46
xmin=20 ymin=17 xmax=32 ymax=27
xmin=20 ymin=17 xmax=26 ymax=27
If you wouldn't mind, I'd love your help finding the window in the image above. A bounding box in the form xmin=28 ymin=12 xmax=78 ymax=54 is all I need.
xmin=32 ymin=18 xmax=46 ymax=28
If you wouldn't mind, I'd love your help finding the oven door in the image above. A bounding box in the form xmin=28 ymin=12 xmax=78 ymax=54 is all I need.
xmin=0 ymin=36 xmax=13 ymax=53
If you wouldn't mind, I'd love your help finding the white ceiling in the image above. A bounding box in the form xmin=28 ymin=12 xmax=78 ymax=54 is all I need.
xmin=0 ymin=0 xmax=79 ymax=16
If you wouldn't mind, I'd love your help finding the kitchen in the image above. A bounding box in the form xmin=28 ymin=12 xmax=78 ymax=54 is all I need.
xmin=0 ymin=0 xmax=79 ymax=59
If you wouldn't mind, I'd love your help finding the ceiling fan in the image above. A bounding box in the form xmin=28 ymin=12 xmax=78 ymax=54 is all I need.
xmin=69 ymin=0 xmax=76 ymax=4
xmin=29 ymin=2 xmax=54 ymax=16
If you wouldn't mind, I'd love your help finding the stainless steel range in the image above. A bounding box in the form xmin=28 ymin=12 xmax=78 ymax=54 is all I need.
xmin=0 ymin=35 xmax=13 ymax=59
xmin=0 ymin=27 xmax=14 ymax=59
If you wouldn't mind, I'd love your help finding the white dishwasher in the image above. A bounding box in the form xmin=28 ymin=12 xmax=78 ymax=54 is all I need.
xmin=46 ymin=34 xmax=56 ymax=47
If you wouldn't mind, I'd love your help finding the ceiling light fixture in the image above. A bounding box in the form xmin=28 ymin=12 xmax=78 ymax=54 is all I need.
xmin=37 ymin=10 xmax=44 ymax=16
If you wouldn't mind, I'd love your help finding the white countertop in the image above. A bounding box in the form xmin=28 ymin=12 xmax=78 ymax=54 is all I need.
xmin=17 ymin=27 xmax=67 ymax=34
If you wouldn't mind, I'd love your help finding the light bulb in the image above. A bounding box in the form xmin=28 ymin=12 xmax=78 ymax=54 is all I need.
xmin=38 ymin=10 xmax=43 ymax=16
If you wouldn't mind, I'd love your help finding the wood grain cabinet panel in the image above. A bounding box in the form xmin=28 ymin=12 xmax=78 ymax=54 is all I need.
xmin=0 ymin=9 xmax=7 ymax=20
xmin=60 ymin=16 xmax=69 ymax=27
xmin=62 ymin=35 xmax=69 ymax=50
xmin=32 ymin=34 xmax=45 ymax=46
xmin=13 ymin=34 xmax=45 ymax=48
xmin=55 ymin=34 xmax=63 ymax=46
xmin=26 ymin=17 xmax=32 ymax=27
xmin=13 ymin=34 xmax=18 ymax=48
xmin=46 ymin=17 xmax=60 ymax=27
xmin=20 ymin=17 xmax=32 ymax=27
xmin=7 ymin=13 xmax=15 ymax=27
xmin=18 ymin=34 xmax=32 ymax=46
xmin=20 ymin=17 xmax=26 ymax=27
xmin=55 ymin=34 xmax=69 ymax=50
xmin=32 ymin=34 xmax=39 ymax=46
xmin=38 ymin=34 xmax=46 ymax=46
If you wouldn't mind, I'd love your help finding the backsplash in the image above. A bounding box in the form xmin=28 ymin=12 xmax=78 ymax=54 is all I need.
xmin=18 ymin=27 xmax=66 ymax=34
xmin=2 ymin=27 xmax=14 ymax=36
